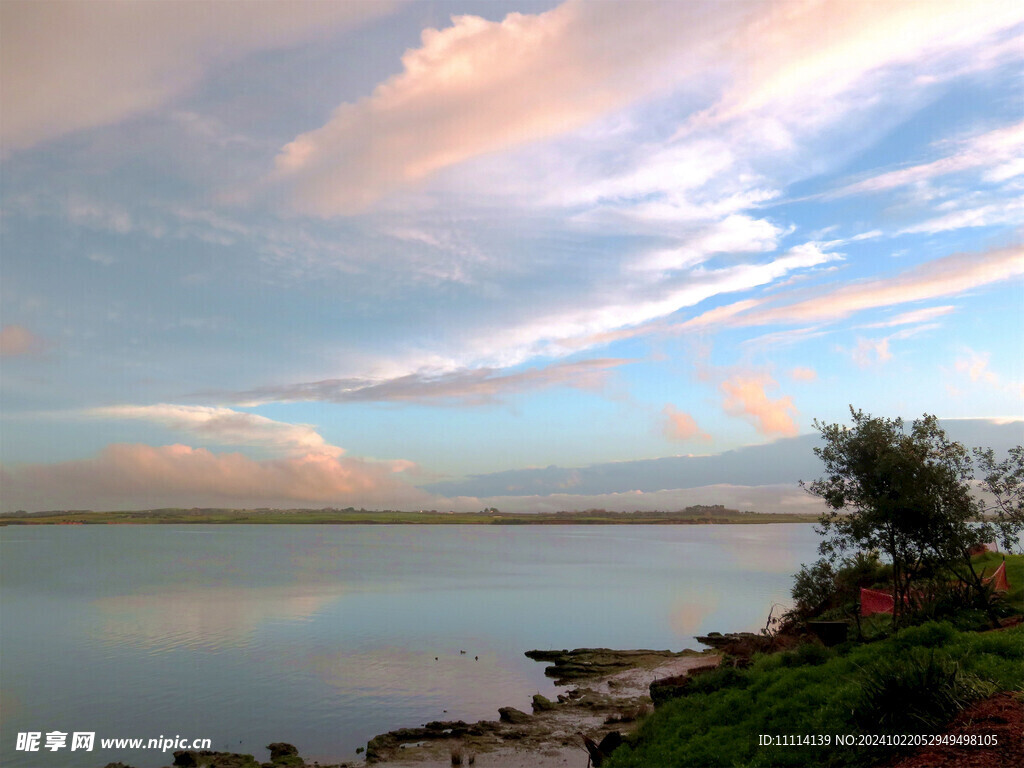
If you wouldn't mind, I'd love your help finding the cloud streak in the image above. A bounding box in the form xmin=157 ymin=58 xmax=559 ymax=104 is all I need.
xmin=235 ymin=358 xmax=633 ymax=406
xmin=686 ymin=245 xmax=1023 ymax=330
xmin=833 ymin=120 xmax=1024 ymax=197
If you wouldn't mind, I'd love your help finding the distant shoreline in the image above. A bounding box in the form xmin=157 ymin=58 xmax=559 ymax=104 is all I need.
xmin=0 ymin=506 xmax=818 ymax=526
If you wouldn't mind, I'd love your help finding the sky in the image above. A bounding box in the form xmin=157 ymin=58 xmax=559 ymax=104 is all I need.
xmin=1 ymin=0 xmax=1022 ymax=514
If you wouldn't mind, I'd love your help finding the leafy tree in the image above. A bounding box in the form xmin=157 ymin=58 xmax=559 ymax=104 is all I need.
xmin=802 ymin=408 xmax=993 ymax=628
xmin=790 ymin=558 xmax=837 ymax=619
xmin=974 ymin=445 xmax=1024 ymax=554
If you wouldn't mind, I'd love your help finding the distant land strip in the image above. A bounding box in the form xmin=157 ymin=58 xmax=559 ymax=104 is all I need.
xmin=0 ymin=505 xmax=818 ymax=526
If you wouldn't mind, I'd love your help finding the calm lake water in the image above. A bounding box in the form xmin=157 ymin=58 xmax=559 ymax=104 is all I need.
xmin=0 ymin=524 xmax=821 ymax=767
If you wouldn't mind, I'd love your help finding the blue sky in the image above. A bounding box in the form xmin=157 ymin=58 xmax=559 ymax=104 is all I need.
xmin=1 ymin=0 xmax=1022 ymax=513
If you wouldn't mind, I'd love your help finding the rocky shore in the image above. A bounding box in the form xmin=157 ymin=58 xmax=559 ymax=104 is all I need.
xmin=102 ymin=647 xmax=720 ymax=768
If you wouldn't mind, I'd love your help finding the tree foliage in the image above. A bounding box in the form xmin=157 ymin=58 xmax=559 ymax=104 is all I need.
xmin=801 ymin=408 xmax=1016 ymax=627
xmin=974 ymin=445 xmax=1024 ymax=553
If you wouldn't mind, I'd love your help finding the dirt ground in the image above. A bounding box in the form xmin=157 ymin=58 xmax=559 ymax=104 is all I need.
xmin=878 ymin=691 xmax=1024 ymax=768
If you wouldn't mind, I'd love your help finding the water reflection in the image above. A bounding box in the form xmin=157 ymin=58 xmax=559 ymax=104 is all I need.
xmin=92 ymin=585 xmax=342 ymax=651
xmin=2 ymin=524 xmax=822 ymax=768
xmin=713 ymin=526 xmax=813 ymax=574
xmin=309 ymin=646 xmax=550 ymax=718
xmin=669 ymin=590 xmax=720 ymax=637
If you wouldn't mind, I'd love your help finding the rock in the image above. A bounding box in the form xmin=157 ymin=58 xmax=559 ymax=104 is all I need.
xmin=531 ymin=694 xmax=556 ymax=712
xmin=169 ymin=751 xmax=261 ymax=768
xmin=525 ymin=647 xmax=701 ymax=684
xmin=497 ymin=706 xmax=531 ymax=724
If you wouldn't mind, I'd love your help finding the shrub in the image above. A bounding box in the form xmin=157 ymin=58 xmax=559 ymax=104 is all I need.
xmin=851 ymin=647 xmax=995 ymax=731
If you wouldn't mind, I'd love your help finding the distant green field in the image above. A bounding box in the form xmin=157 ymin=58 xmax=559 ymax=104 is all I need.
xmin=0 ymin=506 xmax=818 ymax=526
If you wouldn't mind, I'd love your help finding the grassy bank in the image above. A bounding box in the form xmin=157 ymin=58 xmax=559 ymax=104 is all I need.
xmin=606 ymin=551 xmax=1024 ymax=768
xmin=606 ymin=620 xmax=1023 ymax=768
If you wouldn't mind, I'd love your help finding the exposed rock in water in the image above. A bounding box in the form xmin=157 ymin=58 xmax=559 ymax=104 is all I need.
xmin=364 ymin=720 xmax=502 ymax=762
xmin=524 ymin=647 xmax=703 ymax=684
xmin=694 ymin=631 xmax=761 ymax=649
xmin=497 ymin=706 xmax=531 ymax=724
xmin=171 ymin=751 xmax=260 ymax=768
xmin=101 ymin=744 xmax=355 ymax=768
xmin=531 ymin=694 xmax=556 ymax=712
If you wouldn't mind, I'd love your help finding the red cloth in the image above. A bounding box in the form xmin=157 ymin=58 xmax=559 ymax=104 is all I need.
xmin=860 ymin=588 xmax=896 ymax=616
xmin=984 ymin=560 xmax=1010 ymax=592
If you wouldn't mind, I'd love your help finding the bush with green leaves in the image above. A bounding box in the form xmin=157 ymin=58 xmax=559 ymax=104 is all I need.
xmin=606 ymin=622 xmax=1023 ymax=768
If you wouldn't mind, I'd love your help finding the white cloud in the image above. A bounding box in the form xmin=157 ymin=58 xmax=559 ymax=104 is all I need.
xmin=834 ymin=120 xmax=1024 ymax=196
xmin=843 ymin=323 xmax=940 ymax=368
xmin=271 ymin=0 xmax=1024 ymax=216
xmin=632 ymin=215 xmax=782 ymax=273
xmin=697 ymin=0 xmax=1023 ymax=128
xmin=508 ymin=243 xmax=841 ymax=366
xmin=860 ymin=306 xmax=956 ymax=328
xmin=956 ymin=348 xmax=1001 ymax=386
xmin=849 ymin=336 xmax=893 ymax=368
xmin=953 ymin=347 xmax=1023 ymax=399
xmin=898 ymin=199 xmax=1024 ymax=234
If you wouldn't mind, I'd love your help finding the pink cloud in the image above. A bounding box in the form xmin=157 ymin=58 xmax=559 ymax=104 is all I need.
xmin=748 ymin=246 xmax=1023 ymax=325
xmin=720 ymin=374 xmax=799 ymax=436
xmin=272 ymin=1 xmax=754 ymax=215
xmin=1 ymin=443 xmax=431 ymax=512
xmin=0 ymin=325 xmax=47 ymax=356
xmin=700 ymin=0 xmax=1023 ymax=128
xmin=689 ymin=245 xmax=1022 ymax=330
xmin=90 ymin=404 xmax=343 ymax=457
xmin=662 ymin=405 xmax=712 ymax=442
xmin=790 ymin=367 xmax=817 ymax=382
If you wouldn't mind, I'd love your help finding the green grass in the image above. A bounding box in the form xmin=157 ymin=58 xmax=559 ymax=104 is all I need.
xmin=606 ymin=622 xmax=1024 ymax=768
